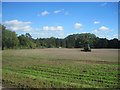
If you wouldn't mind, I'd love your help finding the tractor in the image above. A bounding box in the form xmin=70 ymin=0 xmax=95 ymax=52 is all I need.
xmin=83 ymin=44 xmax=91 ymax=52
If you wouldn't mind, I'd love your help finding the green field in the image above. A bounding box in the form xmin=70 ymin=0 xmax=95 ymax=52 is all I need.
xmin=2 ymin=48 xmax=119 ymax=88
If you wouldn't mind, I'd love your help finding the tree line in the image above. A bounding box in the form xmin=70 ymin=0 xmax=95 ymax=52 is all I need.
xmin=1 ymin=25 xmax=120 ymax=50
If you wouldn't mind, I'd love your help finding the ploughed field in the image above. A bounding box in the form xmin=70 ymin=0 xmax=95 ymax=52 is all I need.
xmin=2 ymin=48 xmax=119 ymax=88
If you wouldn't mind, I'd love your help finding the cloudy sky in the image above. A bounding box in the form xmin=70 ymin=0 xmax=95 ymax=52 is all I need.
xmin=2 ymin=2 xmax=118 ymax=39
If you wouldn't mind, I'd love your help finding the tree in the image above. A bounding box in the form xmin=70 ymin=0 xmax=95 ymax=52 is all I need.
xmin=108 ymin=38 xmax=118 ymax=48
xmin=56 ymin=38 xmax=61 ymax=48
xmin=1 ymin=24 xmax=119 ymax=50
xmin=95 ymin=38 xmax=108 ymax=48
xmin=65 ymin=33 xmax=97 ymax=48
xmin=2 ymin=25 xmax=19 ymax=49
xmin=61 ymin=39 xmax=66 ymax=48
xmin=18 ymin=33 xmax=36 ymax=49
xmin=65 ymin=35 xmax=76 ymax=48
xmin=25 ymin=33 xmax=32 ymax=38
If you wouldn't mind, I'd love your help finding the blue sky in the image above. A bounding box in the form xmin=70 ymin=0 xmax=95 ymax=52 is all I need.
xmin=2 ymin=2 xmax=118 ymax=39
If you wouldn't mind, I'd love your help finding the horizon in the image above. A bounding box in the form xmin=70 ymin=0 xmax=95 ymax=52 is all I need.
xmin=2 ymin=2 xmax=118 ymax=39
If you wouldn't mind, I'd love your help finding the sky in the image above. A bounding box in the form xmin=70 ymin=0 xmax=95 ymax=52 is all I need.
xmin=2 ymin=0 xmax=120 ymax=2
xmin=2 ymin=2 xmax=118 ymax=39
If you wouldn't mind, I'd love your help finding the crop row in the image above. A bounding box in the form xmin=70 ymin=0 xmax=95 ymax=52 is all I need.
xmin=3 ymin=65 xmax=119 ymax=88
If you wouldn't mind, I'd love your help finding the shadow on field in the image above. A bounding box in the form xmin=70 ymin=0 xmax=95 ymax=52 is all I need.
xmin=81 ymin=49 xmax=91 ymax=52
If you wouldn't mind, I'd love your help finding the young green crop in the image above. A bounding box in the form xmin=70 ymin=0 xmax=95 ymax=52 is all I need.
xmin=2 ymin=49 xmax=119 ymax=88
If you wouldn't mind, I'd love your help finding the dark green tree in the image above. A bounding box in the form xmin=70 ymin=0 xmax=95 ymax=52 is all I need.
xmin=18 ymin=34 xmax=36 ymax=49
xmin=2 ymin=25 xmax=19 ymax=49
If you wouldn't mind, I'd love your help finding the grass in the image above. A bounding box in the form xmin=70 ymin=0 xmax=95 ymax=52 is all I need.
xmin=2 ymin=48 xmax=119 ymax=88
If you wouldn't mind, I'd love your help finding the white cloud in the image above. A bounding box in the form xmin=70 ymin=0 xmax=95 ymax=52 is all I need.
xmin=82 ymin=32 xmax=88 ymax=34
xmin=101 ymin=3 xmax=107 ymax=6
xmin=99 ymin=26 xmax=109 ymax=31
xmin=67 ymin=33 xmax=74 ymax=36
xmin=104 ymin=30 xmax=112 ymax=34
xmin=30 ymin=33 xmax=46 ymax=38
xmin=106 ymin=36 xmax=112 ymax=39
xmin=43 ymin=26 xmax=49 ymax=30
xmin=49 ymin=27 xmax=56 ymax=31
xmin=99 ymin=36 xmax=105 ymax=38
xmin=74 ymin=23 xmax=82 ymax=29
xmin=4 ymin=20 xmax=64 ymax=32
xmin=94 ymin=21 xmax=100 ymax=24
xmin=58 ymin=31 xmax=65 ymax=36
xmin=56 ymin=26 xmax=63 ymax=31
xmin=42 ymin=26 xmax=63 ymax=31
xmin=92 ymin=30 xmax=99 ymax=34
xmin=99 ymin=35 xmax=112 ymax=39
xmin=41 ymin=11 xmax=50 ymax=16
xmin=113 ymin=34 xmax=118 ymax=37
xmin=30 ymin=30 xmax=65 ymax=38
xmin=54 ymin=9 xmax=64 ymax=14
xmin=4 ymin=20 xmax=33 ymax=32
